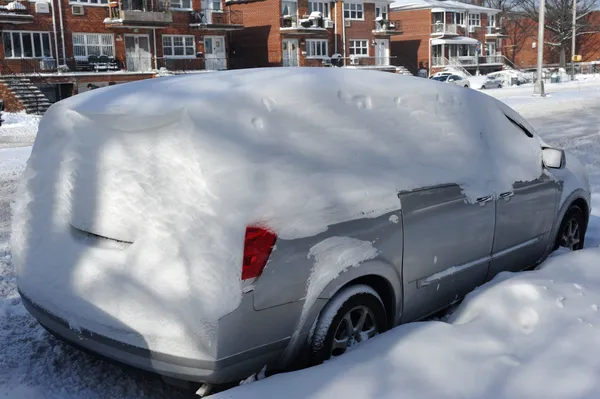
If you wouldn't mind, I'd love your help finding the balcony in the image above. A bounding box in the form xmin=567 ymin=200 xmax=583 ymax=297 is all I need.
xmin=105 ymin=0 xmax=173 ymax=27
xmin=0 ymin=1 xmax=34 ymax=24
xmin=373 ymin=18 xmax=403 ymax=36
xmin=189 ymin=9 xmax=243 ymax=30
xmin=431 ymin=22 xmax=458 ymax=35
xmin=432 ymin=55 xmax=505 ymax=67
xmin=485 ymin=26 xmax=508 ymax=37
xmin=280 ymin=13 xmax=328 ymax=36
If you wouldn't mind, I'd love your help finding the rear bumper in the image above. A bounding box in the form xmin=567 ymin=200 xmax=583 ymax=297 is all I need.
xmin=19 ymin=291 xmax=288 ymax=384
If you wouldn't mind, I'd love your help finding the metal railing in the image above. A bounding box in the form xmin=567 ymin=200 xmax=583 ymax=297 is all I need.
xmin=0 ymin=59 xmax=44 ymax=115
xmin=485 ymin=55 xmax=504 ymax=64
xmin=373 ymin=19 xmax=402 ymax=33
xmin=190 ymin=9 xmax=243 ymax=25
xmin=113 ymin=0 xmax=169 ymax=13
xmin=432 ymin=22 xmax=457 ymax=34
xmin=156 ymin=57 xmax=228 ymax=72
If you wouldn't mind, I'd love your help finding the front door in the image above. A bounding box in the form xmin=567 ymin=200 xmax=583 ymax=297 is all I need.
xmin=125 ymin=34 xmax=151 ymax=72
xmin=282 ymin=39 xmax=298 ymax=67
xmin=400 ymin=184 xmax=495 ymax=323
xmin=374 ymin=39 xmax=389 ymax=66
xmin=204 ymin=36 xmax=226 ymax=70
xmin=486 ymin=41 xmax=496 ymax=56
xmin=487 ymin=115 xmax=560 ymax=279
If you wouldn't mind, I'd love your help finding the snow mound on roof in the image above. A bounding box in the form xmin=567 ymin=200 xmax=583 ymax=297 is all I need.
xmin=12 ymin=68 xmax=543 ymax=356
xmin=216 ymin=248 xmax=600 ymax=399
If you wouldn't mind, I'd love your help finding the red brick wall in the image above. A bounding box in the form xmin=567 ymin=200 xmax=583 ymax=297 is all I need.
xmin=389 ymin=8 xmax=431 ymax=72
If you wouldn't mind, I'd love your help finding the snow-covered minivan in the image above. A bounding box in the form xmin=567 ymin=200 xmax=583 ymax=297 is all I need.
xmin=13 ymin=68 xmax=590 ymax=392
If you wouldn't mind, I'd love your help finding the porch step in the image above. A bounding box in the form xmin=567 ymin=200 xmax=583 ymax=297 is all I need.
xmin=0 ymin=75 xmax=53 ymax=115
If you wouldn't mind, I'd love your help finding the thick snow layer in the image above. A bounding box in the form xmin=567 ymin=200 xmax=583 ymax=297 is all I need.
xmin=0 ymin=112 xmax=39 ymax=149
xmin=12 ymin=68 xmax=545 ymax=356
xmin=216 ymin=248 xmax=600 ymax=399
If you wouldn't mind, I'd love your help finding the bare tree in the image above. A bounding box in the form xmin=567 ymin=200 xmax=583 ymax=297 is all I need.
xmin=517 ymin=0 xmax=600 ymax=67
xmin=503 ymin=14 xmax=537 ymax=65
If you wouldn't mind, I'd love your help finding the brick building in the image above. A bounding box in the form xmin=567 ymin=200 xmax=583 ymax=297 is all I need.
xmin=0 ymin=0 xmax=244 ymax=112
xmin=228 ymin=0 xmax=403 ymax=69
xmin=389 ymin=0 xmax=508 ymax=75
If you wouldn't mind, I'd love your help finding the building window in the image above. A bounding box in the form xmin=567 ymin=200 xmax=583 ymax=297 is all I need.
xmin=282 ymin=0 xmax=297 ymax=17
xmin=306 ymin=39 xmax=328 ymax=58
xmin=469 ymin=13 xmax=480 ymax=27
xmin=2 ymin=31 xmax=52 ymax=58
xmin=349 ymin=39 xmax=368 ymax=56
xmin=170 ymin=0 xmax=191 ymax=9
xmin=70 ymin=0 xmax=108 ymax=4
xmin=375 ymin=5 xmax=387 ymax=20
xmin=162 ymin=35 xmax=195 ymax=58
xmin=344 ymin=2 xmax=363 ymax=19
xmin=72 ymin=33 xmax=114 ymax=59
xmin=309 ymin=1 xmax=329 ymax=18
xmin=488 ymin=13 xmax=496 ymax=27
xmin=454 ymin=12 xmax=464 ymax=26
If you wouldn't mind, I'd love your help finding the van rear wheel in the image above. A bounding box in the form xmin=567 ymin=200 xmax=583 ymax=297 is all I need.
xmin=309 ymin=285 xmax=387 ymax=366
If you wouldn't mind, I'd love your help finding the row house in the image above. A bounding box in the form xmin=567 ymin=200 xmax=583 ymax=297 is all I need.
xmin=389 ymin=0 xmax=507 ymax=75
xmin=0 ymin=0 xmax=244 ymax=112
xmin=228 ymin=0 xmax=404 ymax=69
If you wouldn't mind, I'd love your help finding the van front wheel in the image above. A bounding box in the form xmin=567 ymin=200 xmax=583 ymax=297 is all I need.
xmin=309 ymin=284 xmax=387 ymax=365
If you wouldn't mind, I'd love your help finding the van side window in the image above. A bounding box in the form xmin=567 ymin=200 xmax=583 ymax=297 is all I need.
xmin=505 ymin=115 xmax=533 ymax=138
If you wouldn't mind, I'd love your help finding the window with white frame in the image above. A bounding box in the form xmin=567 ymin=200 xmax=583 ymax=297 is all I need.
xmin=469 ymin=13 xmax=480 ymax=26
xmin=309 ymin=1 xmax=330 ymax=18
xmin=162 ymin=35 xmax=195 ymax=57
xmin=349 ymin=39 xmax=368 ymax=56
xmin=454 ymin=12 xmax=464 ymax=25
xmin=170 ymin=0 xmax=191 ymax=9
xmin=375 ymin=5 xmax=387 ymax=20
xmin=282 ymin=0 xmax=298 ymax=17
xmin=306 ymin=39 xmax=328 ymax=58
xmin=2 ymin=31 xmax=52 ymax=58
xmin=72 ymin=33 xmax=114 ymax=59
xmin=70 ymin=0 xmax=108 ymax=4
xmin=488 ymin=13 xmax=496 ymax=27
xmin=344 ymin=2 xmax=363 ymax=19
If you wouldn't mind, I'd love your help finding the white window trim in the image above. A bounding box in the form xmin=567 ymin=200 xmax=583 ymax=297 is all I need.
xmin=308 ymin=1 xmax=330 ymax=19
xmin=170 ymin=0 xmax=193 ymax=10
xmin=349 ymin=39 xmax=369 ymax=57
xmin=72 ymin=32 xmax=115 ymax=59
xmin=68 ymin=2 xmax=109 ymax=6
xmin=2 ymin=30 xmax=53 ymax=59
xmin=469 ymin=13 xmax=481 ymax=27
xmin=344 ymin=2 xmax=364 ymax=20
xmin=488 ymin=13 xmax=496 ymax=27
xmin=162 ymin=34 xmax=196 ymax=59
xmin=306 ymin=39 xmax=328 ymax=59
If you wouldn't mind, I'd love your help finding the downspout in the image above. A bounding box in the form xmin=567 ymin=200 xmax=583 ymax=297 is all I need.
xmin=153 ymin=27 xmax=158 ymax=69
xmin=342 ymin=0 xmax=346 ymax=65
xmin=50 ymin=0 xmax=59 ymax=66
xmin=57 ymin=0 xmax=67 ymax=66
xmin=334 ymin=0 xmax=337 ymax=54
xmin=428 ymin=37 xmax=431 ymax=77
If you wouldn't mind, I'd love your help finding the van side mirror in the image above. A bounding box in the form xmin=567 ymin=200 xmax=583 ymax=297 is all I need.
xmin=542 ymin=147 xmax=565 ymax=169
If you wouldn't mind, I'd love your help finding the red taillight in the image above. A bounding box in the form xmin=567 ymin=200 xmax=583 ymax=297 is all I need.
xmin=242 ymin=226 xmax=277 ymax=280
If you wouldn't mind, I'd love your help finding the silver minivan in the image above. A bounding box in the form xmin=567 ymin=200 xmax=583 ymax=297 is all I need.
xmin=14 ymin=68 xmax=590 ymax=392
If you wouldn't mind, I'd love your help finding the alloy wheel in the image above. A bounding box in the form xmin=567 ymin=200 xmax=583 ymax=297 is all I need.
xmin=331 ymin=305 xmax=378 ymax=357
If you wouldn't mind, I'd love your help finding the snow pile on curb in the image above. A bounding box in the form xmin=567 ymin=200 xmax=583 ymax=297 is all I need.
xmin=12 ymin=68 xmax=544 ymax=356
xmin=216 ymin=248 xmax=600 ymax=399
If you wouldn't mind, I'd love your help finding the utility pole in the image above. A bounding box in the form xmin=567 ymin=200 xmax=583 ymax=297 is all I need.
xmin=534 ymin=0 xmax=546 ymax=96
xmin=571 ymin=0 xmax=577 ymax=81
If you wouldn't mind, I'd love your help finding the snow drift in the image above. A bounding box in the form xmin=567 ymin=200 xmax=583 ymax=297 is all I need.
xmin=12 ymin=68 xmax=543 ymax=357
xmin=215 ymin=248 xmax=600 ymax=399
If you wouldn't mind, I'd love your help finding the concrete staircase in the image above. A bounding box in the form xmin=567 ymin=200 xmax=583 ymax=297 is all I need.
xmin=0 ymin=76 xmax=52 ymax=115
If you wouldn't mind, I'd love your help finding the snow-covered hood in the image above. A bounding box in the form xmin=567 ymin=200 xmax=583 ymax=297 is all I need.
xmin=12 ymin=68 xmax=545 ymax=356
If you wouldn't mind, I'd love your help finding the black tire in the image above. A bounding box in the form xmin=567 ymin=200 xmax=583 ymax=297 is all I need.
xmin=309 ymin=285 xmax=387 ymax=366
xmin=555 ymin=205 xmax=587 ymax=251
xmin=498 ymin=84 xmax=503 ymax=89
xmin=481 ymin=85 xmax=486 ymax=90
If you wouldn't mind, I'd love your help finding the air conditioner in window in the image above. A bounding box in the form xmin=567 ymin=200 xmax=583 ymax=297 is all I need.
xmin=72 ymin=5 xmax=85 ymax=15
xmin=344 ymin=20 xmax=351 ymax=27
xmin=468 ymin=26 xmax=477 ymax=33
xmin=324 ymin=19 xmax=334 ymax=28
xmin=350 ymin=55 xmax=359 ymax=65
xmin=39 ymin=58 xmax=57 ymax=71
xmin=35 ymin=2 xmax=50 ymax=13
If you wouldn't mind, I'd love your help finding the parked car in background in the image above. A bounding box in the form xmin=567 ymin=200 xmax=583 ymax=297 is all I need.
xmin=431 ymin=74 xmax=470 ymax=88
xmin=16 ymin=69 xmax=590 ymax=393
xmin=479 ymin=75 xmax=503 ymax=90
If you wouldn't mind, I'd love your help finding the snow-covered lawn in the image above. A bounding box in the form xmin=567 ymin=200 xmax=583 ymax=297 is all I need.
xmin=1 ymin=78 xmax=600 ymax=398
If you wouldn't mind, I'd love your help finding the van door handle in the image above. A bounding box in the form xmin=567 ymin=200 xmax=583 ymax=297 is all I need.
xmin=476 ymin=195 xmax=493 ymax=204
xmin=500 ymin=191 xmax=514 ymax=200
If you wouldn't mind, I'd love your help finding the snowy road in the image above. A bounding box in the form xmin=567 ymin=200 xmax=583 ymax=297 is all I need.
xmin=1 ymin=80 xmax=600 ymax=398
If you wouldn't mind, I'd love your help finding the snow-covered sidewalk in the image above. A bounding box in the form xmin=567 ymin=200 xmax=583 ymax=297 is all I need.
xmin=1 ymin=79 xmax=600 ymax=399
